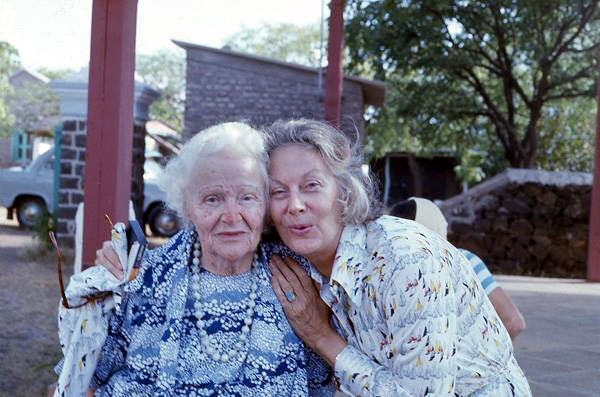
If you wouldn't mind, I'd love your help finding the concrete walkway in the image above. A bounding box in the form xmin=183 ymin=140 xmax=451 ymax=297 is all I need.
xmin=501 ymin=275 xmax=600 ymax=396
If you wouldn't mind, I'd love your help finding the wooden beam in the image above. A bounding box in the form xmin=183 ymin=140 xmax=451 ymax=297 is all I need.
xmin=325 ymin=0 xmax=344 ymax=128
xmin=82 ymin=0 xmax=138 ymax=267
xmin=587 ymin=51 xmax=600 ymax=281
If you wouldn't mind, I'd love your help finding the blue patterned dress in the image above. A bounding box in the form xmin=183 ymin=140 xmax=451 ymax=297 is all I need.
xmin=92 ymin=229 xmax=333 ymax=396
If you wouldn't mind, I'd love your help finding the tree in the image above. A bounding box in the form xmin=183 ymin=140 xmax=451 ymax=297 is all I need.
xmin=0 ymin=40 xmax=21 ymax=138
xmin=534 ymin=96 xmax=596 ymax=171
xmin=346 ymin=0 xmax=600 ymax=169
xmin=4 ymin=78 xmax=59 ymax=134
xmin=136 ymin=49 xmax=186 ymax=131
xmin=35 ymin=67 xmax=74 ymax=80
xmin=224 ymin=23 xmax=323 ymax=67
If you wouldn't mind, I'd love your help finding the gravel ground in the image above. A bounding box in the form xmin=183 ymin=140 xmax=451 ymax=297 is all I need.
xmin=0 ymin=210 xmax=67 ymax=397
xmin=0 ymin=209 xmax=167 ymax=397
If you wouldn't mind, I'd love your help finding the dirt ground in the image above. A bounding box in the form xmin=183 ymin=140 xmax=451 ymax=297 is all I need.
xmin=0 ymin=211 xmax=68 ymax=397
xmin=0 ymin=209 xmax=168 ymax=397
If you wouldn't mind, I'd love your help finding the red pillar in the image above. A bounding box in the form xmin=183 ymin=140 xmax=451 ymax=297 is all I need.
xmin=325 ymin=0 xmax=345 ymax=128
xmin=587 ymin=52 xmax=600 ymax=281
xmin=82 ymin=0 xmax=138 ymax=267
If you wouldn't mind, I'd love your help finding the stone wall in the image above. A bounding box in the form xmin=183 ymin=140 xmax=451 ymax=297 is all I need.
xmin=56 ymin=120 xmax=146 ymax=247
xmin=439 ymin=169 xmax=592 ymax=278
xmin=182 ymin=45 xmax=366 ymax=140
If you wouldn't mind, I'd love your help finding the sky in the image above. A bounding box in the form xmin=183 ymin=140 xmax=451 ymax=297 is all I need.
xmin=0 ymin=0 xmax=326 ymax=71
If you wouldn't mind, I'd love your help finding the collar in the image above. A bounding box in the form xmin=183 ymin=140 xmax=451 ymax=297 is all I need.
xmin=309 ymin=223 xmax=368 ymax=306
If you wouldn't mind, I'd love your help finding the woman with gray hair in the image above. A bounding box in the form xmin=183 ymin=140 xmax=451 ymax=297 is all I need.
xmin=89 ymin=122 xmax=333 ymax=396
xmin=265 ymin=119 xmax=531 ymax=396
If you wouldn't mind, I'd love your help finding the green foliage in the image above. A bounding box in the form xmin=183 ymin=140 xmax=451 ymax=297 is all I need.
xmin=0 ymin=40 xmax=21 ymax=138
xmin=0 ymin=41 xmax=62 ymax=139
xmin=35 ymin=67 xmax=74 ymax=80
xmin=136 ymin=49 xmax=186 ymax=131
xmin=346 ymin=0 xmax=600 ymax=175
xmin=5 ymin=79 xmax=59 ymax=133
xmin=0 ymin=40 xmax=20 ymax=76
xmin=534 ymin=97 xmax=596 ymax=172
xmin=224 ymin=22 xmax=323 ymax=67
xmin=32 ymin=210 xmax=56 ymax=251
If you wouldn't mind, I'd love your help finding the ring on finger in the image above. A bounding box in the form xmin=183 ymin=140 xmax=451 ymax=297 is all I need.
xmin=285 ymin=290 xmax=296 ymax=303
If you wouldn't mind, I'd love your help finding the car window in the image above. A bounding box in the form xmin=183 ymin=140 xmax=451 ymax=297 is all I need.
xmin=43 ymin=155 xmax=54 ymax=170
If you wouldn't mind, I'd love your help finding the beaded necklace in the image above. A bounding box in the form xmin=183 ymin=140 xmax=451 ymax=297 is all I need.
xmin=189 ymin=237 xmax=260 ymax=363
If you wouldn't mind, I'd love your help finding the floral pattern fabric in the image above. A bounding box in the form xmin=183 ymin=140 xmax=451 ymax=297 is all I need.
xmin=309 ymin=216 xmax=531 ymax=396
xmin=54 ymin=221 xmax=138 ymax=397
xmin=92 ymin=229 xmax=333 ymax=397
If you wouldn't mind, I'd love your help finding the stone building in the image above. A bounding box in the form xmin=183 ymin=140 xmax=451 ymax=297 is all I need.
xmin=173 ymin=40 xmax=385 ymax=139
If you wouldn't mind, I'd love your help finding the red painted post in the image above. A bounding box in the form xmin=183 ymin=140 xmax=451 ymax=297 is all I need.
xmin=82 ymin=0 xmax=138 ymax=267
xmin=587 ymin=52 xmax=600 ymax=281
xmin=324 ymin=0 xmax=345 ymax=128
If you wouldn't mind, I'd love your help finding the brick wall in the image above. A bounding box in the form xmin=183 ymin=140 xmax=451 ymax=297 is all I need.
xmin=56 ymin=120 xmax=145 ymax=247
xmin=183 ymin=47 xmax=365 ymax=140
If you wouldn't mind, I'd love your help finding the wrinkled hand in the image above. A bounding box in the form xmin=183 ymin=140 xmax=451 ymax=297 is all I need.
xmin=95 ymin=240 xmax=123 ymax=279
xmin=269 ymin=255 xmax=347 ymax=366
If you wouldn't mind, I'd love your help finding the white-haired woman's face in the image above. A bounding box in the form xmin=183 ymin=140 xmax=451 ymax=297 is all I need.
xmin=186 ymin=154 xmax=266 ymax=265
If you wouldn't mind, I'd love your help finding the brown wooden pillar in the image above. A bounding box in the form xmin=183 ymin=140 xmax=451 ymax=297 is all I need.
xmin=587 ymin=52 xmax=600 ymax=281
xmin=325 ymin=0 xmax=345 ymax=128
xmin=82 ymin=0 xmax=138 ymax=267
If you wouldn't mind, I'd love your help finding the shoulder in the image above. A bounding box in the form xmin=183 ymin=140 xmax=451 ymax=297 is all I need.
xmin=258 ymin=239 xmax=312 ymax=274
xmin=363 ymin=216 xmax=465 ymax=288
xmin=145 ymin=228 xmax=193 ymax=264
xmin=458 ymin=248 xmax=498 ymax=294
xmin=457 ymin=248 xmax=488 ymax=274
xmin=126 ymin=229 xmax=194 ymax=294
xmin=365 ymin=215 xmax=447 ymax=258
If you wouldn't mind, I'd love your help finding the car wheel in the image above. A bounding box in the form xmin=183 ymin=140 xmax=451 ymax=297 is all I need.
xmin=16 ymin=197 xmax=47 ymax=229
xmin=147 ymin=205 xmax=179 ymax=237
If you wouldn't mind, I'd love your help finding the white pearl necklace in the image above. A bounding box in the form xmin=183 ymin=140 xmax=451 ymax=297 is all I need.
xmin=189 ymin=237 xmax=260 ymax=363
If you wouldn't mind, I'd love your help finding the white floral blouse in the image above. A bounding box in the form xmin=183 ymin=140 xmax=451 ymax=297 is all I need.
xmin=308 ymin=216 xmax=531 ymax=396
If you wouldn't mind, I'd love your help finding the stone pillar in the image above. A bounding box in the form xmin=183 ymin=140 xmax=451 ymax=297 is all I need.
xmin=56 ymin=119 xmax=86 ymax=246
xmin=49 ymin=78 xmax=158 ymax=248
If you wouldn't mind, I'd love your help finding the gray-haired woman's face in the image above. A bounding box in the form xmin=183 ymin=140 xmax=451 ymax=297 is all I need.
xmin=185 ymin=154 xmax=266 ymax=265
xmin=268 ymin=144 xmax=344 ymax=264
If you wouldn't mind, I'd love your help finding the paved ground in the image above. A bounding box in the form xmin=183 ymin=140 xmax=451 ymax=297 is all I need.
xmin=0 ymin=209 xmax=598 ymax=396
xmin=504 ymin=275 xmax=600 ymax=396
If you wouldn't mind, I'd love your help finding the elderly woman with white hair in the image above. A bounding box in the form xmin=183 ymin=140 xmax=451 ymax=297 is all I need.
xmin=265 ymin=119 xmax=531 ymax=396
xmin=89 ymin=122 xmax=333 ymax=396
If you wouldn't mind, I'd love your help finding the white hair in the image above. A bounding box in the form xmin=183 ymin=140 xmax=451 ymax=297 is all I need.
xmin=157 ymin=122 xmax=268 ymax=222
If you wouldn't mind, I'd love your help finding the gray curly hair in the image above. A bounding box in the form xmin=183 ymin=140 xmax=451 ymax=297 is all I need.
xmin=157 ymin=122 xmax=268 ymax=222
xmin=265 ymin=119 xmax=382 ymax=224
